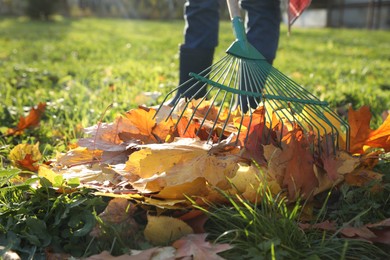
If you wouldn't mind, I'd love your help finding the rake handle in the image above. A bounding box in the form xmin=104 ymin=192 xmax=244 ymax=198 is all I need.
xmin=226 ymin=0 xmax=241 ymax=19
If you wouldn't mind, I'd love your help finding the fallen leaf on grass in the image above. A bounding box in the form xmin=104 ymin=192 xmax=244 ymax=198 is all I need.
xmin=7 ymin=102 xmax=46 ymax=135
xmin=144 ymin=215 xmax=193 ymax=245
xmin=173 ymin=233 xmax=232 ymax=260
xmin=9 ymin=143 xmax=42 ymax=171
xmin=344 ymin=168 xmax=383 ymax=188
xmin=341 ymin=218 xmax=390 ymax=245
xmin=90 ymin=198 xmax=139 ymax=239
xmin=38 ymin=165 xmax=64 ymax=187
xmin=298 ymin=220 xmax=337 ymax=232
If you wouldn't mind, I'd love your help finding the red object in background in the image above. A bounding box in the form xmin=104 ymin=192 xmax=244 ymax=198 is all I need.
xmin=288 ymin=0 xmax=312 ymax=32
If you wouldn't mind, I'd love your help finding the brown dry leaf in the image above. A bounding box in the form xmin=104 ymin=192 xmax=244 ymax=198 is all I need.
xmin=298 ymin=220 xmax=337 ymax=232
xmin=344 ymin=168 xmax=383 ymax=188
xmin=264 ymin=127 xmax=318 ymax=200
xmin=173 ymin=233 xmax=232 ymax=260
xmin=90 ymin=198 xmax=139 ymax=239
xmin=192 ymin=100 xmax=222 ymax=122
xmin=9 ymin=143 xmax=42 ymax=171
xmin=57 ymin=147 xmax=103 ymax=167
xmin=7 ymin=102 xmax=46 ymax=135
xmin=340 ymin=218 xmax=390 ymax=245
xmin=98 ymin=198 xmax=137 ymax=223
xmin=80 ymin=113 xmax=144 ymax=149
xmin=321 ymin=151 xmax=360 ymax=181
xmin=236 ymin=107 xmax=268 ymax=165
xmin=178 ymin=210 xmax=209 ymax=234
xmin=144 ymin=215 xmax=193 ymax=246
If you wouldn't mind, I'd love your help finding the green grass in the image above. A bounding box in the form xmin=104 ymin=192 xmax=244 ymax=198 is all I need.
xmin=0 ymin=17 xmax=389 ymax=259
xmin=0 ymin=19 xmax=389 ymax=154
xmin=194 ymin=188 xmax=388 ymax=260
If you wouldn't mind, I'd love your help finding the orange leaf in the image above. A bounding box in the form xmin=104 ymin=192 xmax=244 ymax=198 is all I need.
xmin=282 ymin=128 xmax=318 ymax=200
xmin=152 ymin=116 xmax=175 ymax=143
xmin=366 ymin=115 xmax=390 ymax=152
xmin=176 ymin=117 xmax=211 ymax=140
xmin=348 ymin=106 xmax=390 ymax=153
xmin=17 ymin=154 xmax=39 ymax=172
xmin=122 ymin=107 xmax=157 ymax=143
xmin=7 ymin=102 xmax=46 ymax=135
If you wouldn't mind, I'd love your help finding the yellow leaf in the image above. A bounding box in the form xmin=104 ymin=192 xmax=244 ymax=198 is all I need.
xmin=229 ymin=163 xmax=261 ymax=193
xmin=155 ymin=177 xmax=209 ymax=200
xmin=9 ymin=143 xmax=42 ymax=165
xmin=299 ymin=106 xmax=348 ymax=149
xmin=144 ymin=215 xmax=193 ymax=245
xmin=38 ymin=165 xmax=63 ymax=185
xmin=229 ymin=163 xmax=281 ymax=202
xmin=127 ymin=139 xmax=240 ymax=197
xmin=57 ymin=147 xmax=102 ymax=167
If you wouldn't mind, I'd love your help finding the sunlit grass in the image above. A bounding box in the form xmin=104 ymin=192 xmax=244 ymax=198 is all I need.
xmin=0 ymin=17 xmax=389 ymax=259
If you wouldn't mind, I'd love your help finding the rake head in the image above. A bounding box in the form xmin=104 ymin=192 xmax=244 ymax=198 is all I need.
xmin=155 ymin=16 xmax=350 ymax=155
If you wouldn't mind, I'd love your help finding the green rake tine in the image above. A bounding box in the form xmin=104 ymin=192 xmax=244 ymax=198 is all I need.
xmin=181 ymin=88 xmax=210 ymax=135
xmin=219 ymin=90 xmax=237 ymax=144
xmin=194 ymin=86 xmax=221 ymax=140
xmin=205 ymin=89 xmax=226 ymax=142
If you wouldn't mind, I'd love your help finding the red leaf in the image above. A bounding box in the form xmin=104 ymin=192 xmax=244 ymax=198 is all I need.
xmin=17 ymin=154 xmax=39 ymax=172
xmin=238 ymin=107 xmax=268 ymax=165
xmin=7 ymin=102 xmax=46 ymax=135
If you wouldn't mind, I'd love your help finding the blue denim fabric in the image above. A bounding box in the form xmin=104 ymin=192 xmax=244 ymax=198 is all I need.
xmin=183 ymin=0 xmax=220 ymax=50
xmin=182 ymin=0 xmax=281 ymax=64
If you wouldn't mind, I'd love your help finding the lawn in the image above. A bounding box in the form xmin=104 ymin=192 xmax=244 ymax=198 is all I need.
xmin=0 ymin=18 xmax=389 ymax=259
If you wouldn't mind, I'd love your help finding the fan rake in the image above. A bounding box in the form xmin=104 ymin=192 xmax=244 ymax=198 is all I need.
xmin=155 ymin=0 xmax=350 ymax=154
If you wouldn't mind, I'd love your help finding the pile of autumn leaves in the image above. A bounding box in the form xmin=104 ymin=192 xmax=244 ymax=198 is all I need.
xmin=8 ymin=101 xmax=390 ymax=258
xmin=51 ymin=101 xmax=389 ymax=202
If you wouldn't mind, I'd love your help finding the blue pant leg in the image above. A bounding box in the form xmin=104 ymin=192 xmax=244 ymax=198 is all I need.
xmin=183 ymin=0 xmax=220 ymax=50
xmin=240 ymin=0 xmax=281 ymax=64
